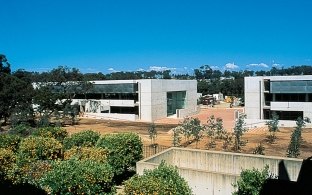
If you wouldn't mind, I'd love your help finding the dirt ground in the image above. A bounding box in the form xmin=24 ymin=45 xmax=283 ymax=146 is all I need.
xmin=65 ymin=107 xmax=312 ymax=159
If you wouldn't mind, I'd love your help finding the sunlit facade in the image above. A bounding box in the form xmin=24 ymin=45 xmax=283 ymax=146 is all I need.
xmin=71 ymin=79 xmax=198 ymax=122
xmin=245 ymin=75 xmax=312 ymax=121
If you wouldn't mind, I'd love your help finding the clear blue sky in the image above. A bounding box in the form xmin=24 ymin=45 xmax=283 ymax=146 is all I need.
xmin=1 ymin=0 xmax=312 ymax=74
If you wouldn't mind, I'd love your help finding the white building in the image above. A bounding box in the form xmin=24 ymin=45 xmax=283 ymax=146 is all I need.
xmin=71 ymin=79 xmax=198 ymax=122
xmin=245 ymin=75 xmax=312 ymax=123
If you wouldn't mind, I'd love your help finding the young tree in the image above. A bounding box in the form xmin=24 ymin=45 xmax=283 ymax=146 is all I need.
xmin=233 ymin=113 xmax=247 ymax=151
xmin=266 ymin=112 xmax=279 ymax=143
xmin=172 ymin=126 xmax=182 ymax=147
xmin=287 ymin=117 xmax=310 ymax=158
xmin=180 ymin=117 xmax=203 ymax=147
xmin=147 ymin=123 xmax=157 ymax=145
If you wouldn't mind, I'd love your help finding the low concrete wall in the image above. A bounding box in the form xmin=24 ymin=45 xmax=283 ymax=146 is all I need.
xmin=137 ymin=148 xmax=303 ymax=195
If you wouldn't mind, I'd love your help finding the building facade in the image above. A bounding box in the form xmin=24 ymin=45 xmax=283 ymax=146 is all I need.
xmin=71 ymin=79 xmax=198 ymax=122
xmin=245 ymin=75 xmax=312 ymax=121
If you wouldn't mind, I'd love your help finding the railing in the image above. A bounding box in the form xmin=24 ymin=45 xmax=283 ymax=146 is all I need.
xmin=142 ymin=145 xmax=170 ymax=158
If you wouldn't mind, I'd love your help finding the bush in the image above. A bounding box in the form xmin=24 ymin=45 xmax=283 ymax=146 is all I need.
xmin=9 ymin=124 xmax=33 ymax=137
xmin=0 ymin=134 xmax=21 ymax=152
xmin=38 ymin=159 xmax=115 ymax=194
xmin=96 ymin=132 xmax=143 ymax=176
xmin=32 ymin=127 xmax=68 ymax=142
xmin=6 ymin=160 xmax=53 ymax=185
xmin=0 ymin=148 xmax=16 ymax=179
xmin=18 ymin=136 xmax=63 ymax=162
xmin=64 ymin=147 xmax=108 ymax=163
xmin=232 ymin=165 xmax=272 ymax=195
xmin=124 ymin=161 xmax=192 ymax=195
xmin=63 ymin=130 xmax=100 ymax=149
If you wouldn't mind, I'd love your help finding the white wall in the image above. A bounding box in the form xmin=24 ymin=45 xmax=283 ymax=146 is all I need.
xmin=244 ymin=77 xmax=262 ymax=119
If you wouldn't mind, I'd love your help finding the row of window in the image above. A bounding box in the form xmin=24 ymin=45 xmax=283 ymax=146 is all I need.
xmin=73 ymin=93 xmax=139 ymax=101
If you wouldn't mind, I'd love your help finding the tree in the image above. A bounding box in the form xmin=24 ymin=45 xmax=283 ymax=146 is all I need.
xmin=172 ymin=126 xmax=183 ymax=147
xmin=96 ymin=133 xmax=143 ymax=178
xmin=180 ymin=117 xmax=203 ymax=147
xmin=147 ymin=123 xmax=157 ymax=145
xmin=266 ymin=112 xmax=279 ymax=143
xmin=0 ymin=54 xmax=11 ymax=74
xmin=0 ymin=56 xmax=34 ymax=125
xmin=206 ymin=115 xmax=226 ymax=149
xmin=38 ymin=159 xmax=115 ymax=194
xmin=32 ymin=66 xmax=92 ymax=125
xmin=233 ymin=113 xmax=247 ymax=151
xmin=232 ymin=165 xmax=272 ymax=195
xmin=287 ymin=117 xmax=310 ymax=158
xmin=124 ymin=161 xmax=192 ymax=195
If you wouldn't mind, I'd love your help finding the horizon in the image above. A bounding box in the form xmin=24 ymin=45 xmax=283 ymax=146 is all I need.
xmin=1 ymin=0 xmax=312 ymax=74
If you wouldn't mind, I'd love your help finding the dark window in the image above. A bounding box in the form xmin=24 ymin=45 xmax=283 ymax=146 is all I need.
xmin=264 ymin=110 xmax=303 ymax=120
xmin=110 ymin=106 xmax=139 ymax=115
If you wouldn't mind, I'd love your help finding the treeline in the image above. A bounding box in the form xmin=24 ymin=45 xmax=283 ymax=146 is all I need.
xmin=2 ymin=53 xmax=312 ymax=127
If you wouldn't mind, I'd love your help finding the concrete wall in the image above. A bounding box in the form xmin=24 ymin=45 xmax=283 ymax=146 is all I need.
xmin=139 ymin=79 xmax=198 ymax=122
xmin=137 ymin=148 xmax=303 ymax=195
xmin=244 ymin=77 xmax=262 ymax=119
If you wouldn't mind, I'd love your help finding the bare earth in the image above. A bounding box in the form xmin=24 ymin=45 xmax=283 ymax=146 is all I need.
xmin=65 ymin=107 xmax=312 ymax=159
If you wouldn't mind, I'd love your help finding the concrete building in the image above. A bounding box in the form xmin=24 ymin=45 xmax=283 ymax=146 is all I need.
xmin=245 ymin=75 xmax=312 ymax=123
xmin=71 ymin=79 xmax=198 ymax=122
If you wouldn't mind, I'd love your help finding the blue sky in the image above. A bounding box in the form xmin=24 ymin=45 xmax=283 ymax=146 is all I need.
xmin=1 ymin=0 xmax=312 ymax=74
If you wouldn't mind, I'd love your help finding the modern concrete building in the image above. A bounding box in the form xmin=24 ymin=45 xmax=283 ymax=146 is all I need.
xmin=71 ymin=79 xmax=198 ymax=122
xmin=245 ymin=75 xmax=312 ymax=122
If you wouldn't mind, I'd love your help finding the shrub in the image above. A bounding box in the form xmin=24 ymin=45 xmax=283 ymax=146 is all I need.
xmin=124 ymin=161 xmax=192 ymax=195
xmin=63 ymin=130 xmax=100 ymax=149
xmin=9 ymin=124 xmax=33 ymax=137
xmin=39 ymin=159 xmax=115 ymax=194
xmin=0 ymin=148 xmax=16 ymax=179
xmin=0 ymin=134 xmax=21 ymax=152
xmin=32 ymin=127 xmax=68 ymax=142
xmin=232 ymin=165 xmax=272 ymax=195
xmin=64 ymin=147 xmax=108 ymax=163
xmin=7 ymin=160 xmax=53 ymax=185
xmin=96 ymin=132 xmax=143 ymax=176
xmin=18 ymin=136 xmax=63 ymax=162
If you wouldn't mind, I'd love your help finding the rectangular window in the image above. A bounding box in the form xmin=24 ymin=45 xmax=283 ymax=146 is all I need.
xmin=167 ymin=91 xmax=186 ymax=116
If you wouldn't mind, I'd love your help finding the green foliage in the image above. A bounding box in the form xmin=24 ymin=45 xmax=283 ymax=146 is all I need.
xmin=0 ymin=134 xmax=21 ymax=152
xmin=181 ymin=117 xmax=204 ymax=147
xmin=64 ymin=147 xmax=108 ymax=163
xmin=18 ymin=136 xmax=63 ymax=162
xmin=32 ymin=126 xmax=68 ymax=142
xmin=38 ymin=159 xmax=115 ymax=194
xmin=232 ymin=165 xmax=272 ymax=195
xmin=6 ymin=160 xmax=53 ymax=185
xmin=172 ymin=126 xmax=183 ymax=147
xmin=206 ymin=115 xmax=226 ymax=148
xmin=124 ymin=161 xmax=192 ymax=195
xmin=147 ymin=123 xmax=157 ymax=145
xmin=96 ymin=132 xmax=143 ymax=176
xmin=63 ymin=130 xmax=100 ymax=149
xmin=286 ymin=117 xmax=311 ymax=158
xmin=266 ymin=112 xmax=279 ymax=143
xmin=0 ymin=148 xmax=16 ymax=179
xmin=233 ymin=114 xmax=247 ymax=151
xmin=9 ymin=123 xmax=33 ymax=137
